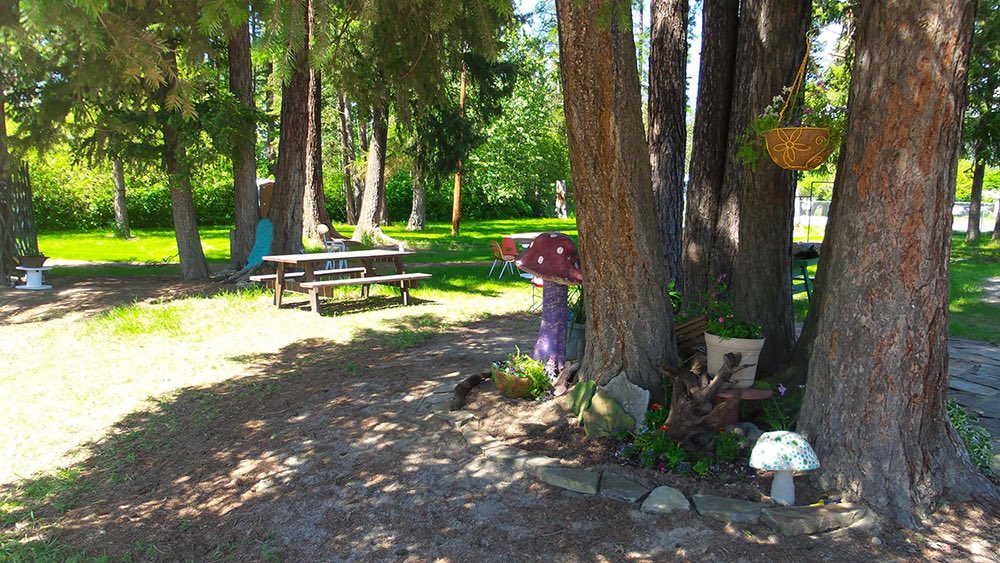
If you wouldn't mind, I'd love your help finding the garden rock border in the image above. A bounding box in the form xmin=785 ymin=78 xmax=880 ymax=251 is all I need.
xmin=423 ymin=381 xmax=872 ymax=538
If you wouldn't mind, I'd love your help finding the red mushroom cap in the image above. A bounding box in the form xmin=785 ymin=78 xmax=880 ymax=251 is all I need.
xmin=515 ymin=232 xmax=583 ymax=285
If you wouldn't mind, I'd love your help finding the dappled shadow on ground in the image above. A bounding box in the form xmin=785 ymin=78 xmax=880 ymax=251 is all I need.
xmin=1 ymin=312 xmax=998 ymax=561
xmin=0 ymin=274 xmax=221 ymax=325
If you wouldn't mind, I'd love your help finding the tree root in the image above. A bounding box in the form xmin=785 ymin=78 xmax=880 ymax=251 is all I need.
xmin=662 ymin=352 xmax=752 ymax=450
xmin=451 ymin=371 xmax=490 ymax=411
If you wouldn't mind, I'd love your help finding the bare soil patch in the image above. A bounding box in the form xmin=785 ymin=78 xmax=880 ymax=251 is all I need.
xmin=1 ymin=275 xmax=998 ymax=561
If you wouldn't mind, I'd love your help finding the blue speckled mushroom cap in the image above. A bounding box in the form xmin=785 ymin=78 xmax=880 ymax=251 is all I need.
xmin=749 ymin=431 xmax=819 ymax=471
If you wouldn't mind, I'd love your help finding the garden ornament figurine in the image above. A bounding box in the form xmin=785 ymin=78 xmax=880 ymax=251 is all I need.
xmin=749 ymin=430 xmax=820 ymax=506
xmin=515 ymin=232 xmax=583 ymax=381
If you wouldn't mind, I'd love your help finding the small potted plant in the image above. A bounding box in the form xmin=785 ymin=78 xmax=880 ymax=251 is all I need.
xmin=491 ymin=349 xmax=552 ymax=399
xmin=704 ymin=300 xmax=764 ymax=389
xmin=737 ymin=35 xmax=846 ymax=171
xmin=17 ymin=253 xmax=48 ymax=268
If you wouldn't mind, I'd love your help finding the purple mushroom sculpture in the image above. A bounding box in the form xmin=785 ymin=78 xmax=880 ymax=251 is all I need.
xmin=516 ymin=232 xmax=583 ymax=379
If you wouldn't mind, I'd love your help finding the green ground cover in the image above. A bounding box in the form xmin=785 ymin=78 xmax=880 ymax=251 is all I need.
xmin=36 ymin=220 xmax=999 ymax=342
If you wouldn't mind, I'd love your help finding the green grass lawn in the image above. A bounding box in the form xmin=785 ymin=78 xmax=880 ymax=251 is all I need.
xmin=36 ymin=221 xmax=999 ymax=342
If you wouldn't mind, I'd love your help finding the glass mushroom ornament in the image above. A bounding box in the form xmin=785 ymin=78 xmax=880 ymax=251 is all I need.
xmin=749 ymin=431 xmax=820 ymax=506
xmin=515 ymin=233 xmax=584 ymax=380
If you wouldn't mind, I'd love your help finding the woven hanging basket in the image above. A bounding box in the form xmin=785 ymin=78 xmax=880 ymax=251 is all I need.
xmin=492 ymin=366 xmax=532 ymax=398
xmin=764 ymin=127 xmax=835 ymax=171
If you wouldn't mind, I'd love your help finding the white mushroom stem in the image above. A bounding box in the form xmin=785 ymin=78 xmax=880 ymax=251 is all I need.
xmin=770 ymin=470 xmax=795 ymax=506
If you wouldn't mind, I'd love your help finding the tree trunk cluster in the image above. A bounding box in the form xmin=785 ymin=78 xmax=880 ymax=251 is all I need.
xmin=228 ymin=20 xmax=258 ymax=269
xmin=648 ymin=0 xmax=688 ymax=285
xmin=555 ymin=0 xmax=677 ymax=394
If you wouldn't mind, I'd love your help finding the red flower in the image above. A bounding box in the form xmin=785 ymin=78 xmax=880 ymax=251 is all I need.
xmin=718 ymin=427 xmax=726 ymax=433
xmin=650 ymin=403 xmax=662 ymax=411
xmin=660 ymin=424 xmax=670 ymax=432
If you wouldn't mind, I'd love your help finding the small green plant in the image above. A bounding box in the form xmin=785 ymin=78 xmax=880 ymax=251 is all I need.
xmin=715 ymin=431 xmax=745 ymax=462
xmin=705 ymin=300 xmax=764 ymax=340
xmin=947 ymin=399 xmax=994 ymax=473
xmin=692 ymin=459 xmax=712 ymax=477
xmin=761 ymin=396 xmax=797 ymax=431
xmin=643 ymin=402 xmax=669 ymax=432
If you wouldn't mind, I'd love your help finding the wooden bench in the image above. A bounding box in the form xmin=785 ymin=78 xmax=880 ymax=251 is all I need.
xmin=676 ymin=315 xmax=708 ymax=359
xmin=249 ymin=266 xmax=367 ymax=288
xmin=299 ymin=272 xmax=433 ymax=312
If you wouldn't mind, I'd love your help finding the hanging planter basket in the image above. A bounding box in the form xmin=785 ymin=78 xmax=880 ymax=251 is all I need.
xmin=492 ymin=365 xmax=532 ymax=398
xmin=763 ymin=127 xmax=835 ymax=171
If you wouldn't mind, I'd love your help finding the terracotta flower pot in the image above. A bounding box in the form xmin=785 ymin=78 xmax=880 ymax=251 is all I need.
xmin=705 ymin=332 xmax=766 ymax=389
xmin=18 ymin=255 xmax=48 ymax=268
xmin=763 ymin=127 xmax=835 ymax=171
xmin=492 ymin=366 xmax=532 ymax=399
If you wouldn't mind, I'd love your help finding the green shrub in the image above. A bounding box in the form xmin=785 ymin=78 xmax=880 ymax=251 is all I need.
xmin=715 ymin=431 xmax=745 ymax=462
xmin=947 ymin=399 xmax=994 ymax=473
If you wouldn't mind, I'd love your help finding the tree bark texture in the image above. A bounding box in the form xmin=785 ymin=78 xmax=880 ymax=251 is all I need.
xmin=269 ymin=29 xmax=310 ymax=255
xmin=352 ymin=104 xmax=396 ymax=245
xmin=407 ymin=156 xmax=426 ymax=231
xmin=111 ymin=158 xmax=130 ymax=239
xmin=161 ymin=49 xmax=208 ymax=281
xmin=555 ymin=0 xmax=677 ymax=393
xmin=966 ymin=159 xmax=984 ymax=242
xmin=797 ymin=0 xmax=997 ymax=526
xmin=338 ymin=92 xmax=360 ymax=224
xmin=648 ymin=0 xmax=688 ymax=285
xmin=162 ymin=123 xmax=209 ymax=281
xmin=717 ymin=0 xmax=809 ymax=375
xmin=451 ymin=61 xmax=467 ymax=236
xmin=302 ymin=0 xmax=329 ymax=243
xmin=681 ymin=0 xmax=738 ymax=311
xmin=228 ymin=20 xmax=258 ymax=269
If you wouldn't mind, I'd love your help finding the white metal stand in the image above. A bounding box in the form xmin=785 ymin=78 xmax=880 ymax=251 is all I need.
xmin=15 ymin=266 xmax=53 ymax=290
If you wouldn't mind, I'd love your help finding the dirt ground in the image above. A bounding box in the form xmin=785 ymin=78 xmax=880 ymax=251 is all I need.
xmin=2 ymin=275 xmax=999 ymax=562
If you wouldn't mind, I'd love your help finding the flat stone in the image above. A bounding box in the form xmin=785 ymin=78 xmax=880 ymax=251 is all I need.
xmin=602 ymin=374 xmax=650 ymax=432
xmin=990 ymin=452 xmax=1000 ymax=475
xmin=640 ymin=486 xmax=690 ymax=514
xmin=429 ymin=382 xmax=456 ymax=395
xmin=761 ymin=503 xmax=869 ymax=536
xmin=598 ymin=473 xmax=649 ymax=503
xmin=692 ymin=494 xmax=767 ymax=523
xmin=536 ymin=467 xmax=601 ymax=495
xmin=459 ymin=425 xmax=501 ymax=449
xmin=435 ymin=410 xmax=476 ymax=427
xmin=581 ymin=390 xmax=635 ymax=438
xmin=481 ymin=445 xmax=530 ymax=463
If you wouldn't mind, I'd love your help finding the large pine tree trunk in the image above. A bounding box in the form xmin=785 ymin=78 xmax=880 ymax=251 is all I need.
xmin=162 ymin=123 xmax=210 ymax=280
xmin=451 ymin=61 xmax=467 ymax=236
xmin=648 ymin=0 xmax=688 ymax=285
xmin=797 ymin=0 xmax=997 ymax=526
xmin=338 ymin=92 xmax=360 ymax=224
xmin=681 ymin=0 xmax=738 ymax=311
xmin=161 ymin=49 xmax=209 ymax=281
xmin=269 ymin=30 xmax=310 ymax=255
xmin=966 ymin=159 xmax=984 ymax=242
xmin=555 ymin=0 xmax=677 ymax=393
xmin=111 ymin=158 xmax=130 ymax=239
xmin=301 ymin=1 xmax=329 ymax=244
xmin=228 ymin=20 xmax=258 ymax=269
xmin=352 ymin=104 xmax=396 ymax=246
xmin=716 ymin=0 xmax=809 ymax=374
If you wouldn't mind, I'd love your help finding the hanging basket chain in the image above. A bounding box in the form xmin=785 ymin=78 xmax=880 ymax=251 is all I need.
xmin=777 ymin=29 xmax=817 ymax=124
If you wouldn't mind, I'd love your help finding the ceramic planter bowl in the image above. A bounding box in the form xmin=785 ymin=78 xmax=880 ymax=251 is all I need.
xmin=18 ymin=255 xmax=48 ymax=268
xmin=705 ymin=332 xmax=766 ymax=389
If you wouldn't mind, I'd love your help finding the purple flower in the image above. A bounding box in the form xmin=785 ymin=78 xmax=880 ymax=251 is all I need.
xmin=778 ymin=383 xmax=787 ymax=397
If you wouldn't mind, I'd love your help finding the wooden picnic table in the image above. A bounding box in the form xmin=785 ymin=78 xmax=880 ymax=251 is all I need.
xmin=262 ymin=249 xmax=429 ymax=313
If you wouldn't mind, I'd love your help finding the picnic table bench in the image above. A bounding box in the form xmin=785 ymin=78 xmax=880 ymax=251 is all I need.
xmin=261 ymin=249 xmax=432 ymax=315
